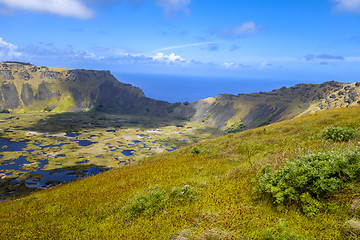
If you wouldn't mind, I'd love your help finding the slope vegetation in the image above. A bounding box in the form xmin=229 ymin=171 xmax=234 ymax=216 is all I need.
xmin=1 ymin=106 xmax=360 ymax=239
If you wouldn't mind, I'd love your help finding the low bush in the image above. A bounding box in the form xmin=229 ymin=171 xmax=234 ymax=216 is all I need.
xmin=123 ymin=185 xmax=198 ymax=218
xmin=190 ymin=146 xmax=201 ymax=154
xmin=0 ymin=109 xmax=10 ymax=113
xmin=255 ymin=151 xmax=360 ymax=216
xmin=43 ymin=106 xmax=52 ymax=112
xmin=322 ymin=126 xmax=356 ymax=142
xmin=262 ymin=219 xmax=309 ymax=240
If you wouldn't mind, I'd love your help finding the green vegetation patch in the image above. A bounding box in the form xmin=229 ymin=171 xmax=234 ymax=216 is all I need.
xmin=0 ymin=109 xmax=10 ymax=113
xmin=167 ymin=102 xmax=182 ymax=113
xmin=322 ymin=126 xmax=356 ymax=142
xmin=255 ymin=150 xmax=360 ymax=216
xmin=226 ymin=120 xmax=245 ymax=133
xmin=262 ymin=219 xmax=310 ymax=240
xmin=123 ymin=185 xmax=198 ymax=218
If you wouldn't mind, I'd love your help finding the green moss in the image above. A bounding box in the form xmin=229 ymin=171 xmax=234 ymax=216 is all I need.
xmin=54 ymin=94 xmax=76 ymax=112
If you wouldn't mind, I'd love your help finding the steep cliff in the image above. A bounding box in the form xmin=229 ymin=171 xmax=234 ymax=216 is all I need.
xmin=0 ymin=62 xmax=170 ymax=117
xmin=2 ymin=62 xmax=359 ymax=131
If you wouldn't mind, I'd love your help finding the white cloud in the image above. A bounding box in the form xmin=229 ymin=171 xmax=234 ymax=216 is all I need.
xmin=111 ymin=48 xmax=187 ymax=65
xmin=154 ymin=0 xmax=191 ymax=15
xmin=221 ymin=21 xmax=261 ymax=38
xmin=224 ymin=62 xmax=247 ymax=69
xmin=333 ymin=0 xmax=360 ymax=13
xmin=0 ymin=0 xmax=94 ymax=19
xmin=233 ymin=22 xmax=259 ymax=35
xmin=153 ymin=52 xmax=187 ymax=64
xmin=0 ymin=37 xmax=23 ymax=59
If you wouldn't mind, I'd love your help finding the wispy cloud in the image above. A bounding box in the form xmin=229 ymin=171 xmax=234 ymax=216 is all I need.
xmin=0 ymin=0 xmax=94 ymax=19
xmin=224 ymin=62 xmax=248 ymax=69
xmin=333 ymin=0 xmax=360 ymax=13
xmin=0 ymin=37 xmax=23 ymax=60
xmin=0 ymin=0 xmax=192 ymax=19
xmin=154 ymin=0 xmax=191 ymax=16
xmin=229 ymin=45 xmax=241 ymax=51
xmin=304 ymin=53 xmax=344 ymax=61
xmin=206 ymin=44 xmax=218 ymax=52
xmin=152 ymin=41 xmax=220 ymax=53
xmin=220 ymin=21 xmax=261 ymax=38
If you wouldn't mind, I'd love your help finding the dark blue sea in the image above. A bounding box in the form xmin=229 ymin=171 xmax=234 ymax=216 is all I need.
xmin=114 ymin=72 xmax=319 ymax=103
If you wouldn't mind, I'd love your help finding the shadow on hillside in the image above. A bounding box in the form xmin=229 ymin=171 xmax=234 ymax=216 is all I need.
xmin=26 ymin=112 xmax=186 ymax=133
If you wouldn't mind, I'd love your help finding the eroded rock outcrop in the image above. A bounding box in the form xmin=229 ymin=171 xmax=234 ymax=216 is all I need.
xmin=21 ymin=83 xmax=34 ymax=105
xmin=40 ymin=71 xmax=62 ymax=79
xmin=0 ymin=82 xmax=19 ymax=109
xmin=0 ymin=69 xmax=14 ymax=80
xmin=36 ymin=82 xmax=53 ymax=101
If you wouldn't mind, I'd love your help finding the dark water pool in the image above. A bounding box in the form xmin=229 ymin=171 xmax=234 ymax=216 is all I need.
xmin=66 ymin=131 xmax=79 ymax=137
xmin=0 ymin=138 xmax=27 ymax=152
xmin=77 ymin=140 xmax=97 ymax=146
xmin=122 ymin=150 xmax=135 ymax=156
xmin=0 ymin=156 xmax=31 ymax=171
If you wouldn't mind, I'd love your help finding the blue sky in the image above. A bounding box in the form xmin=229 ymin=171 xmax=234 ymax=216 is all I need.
xmin=1 ymin=0 xmax=360 ymax=82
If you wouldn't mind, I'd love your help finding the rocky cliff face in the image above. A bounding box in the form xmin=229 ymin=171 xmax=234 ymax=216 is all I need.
xmin=2 ymin=62 xmax=359 ymax=131
xmin=0 ymin=62 xmax=170 ymax=117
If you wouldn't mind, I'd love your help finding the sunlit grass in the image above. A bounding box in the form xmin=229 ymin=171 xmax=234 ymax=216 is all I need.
xmin=1 ymin=106 xmax=360 ymax=239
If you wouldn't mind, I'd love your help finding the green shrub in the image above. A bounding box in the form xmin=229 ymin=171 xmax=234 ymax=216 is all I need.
xmin=43 ymin=106 xmax=52 ymax=112
xmin=262 ymin=219 xmax=309 ymax=240
xmin=190 ymin=146 xmax=201 ymax=154
xmin=123 ymin=185 xmax=198 ymax=218
xmin=0 ymin=109 xmax=10 ymax=113
xmin=123 ymin=187 xmax=166 ymax=217
xmin=255 ymin=151 xmax=360 ymax=216
xmin=322 ymin=126 xmax=356 ymax=142
xmin=227 ymin=121 xmax=245 ymax=133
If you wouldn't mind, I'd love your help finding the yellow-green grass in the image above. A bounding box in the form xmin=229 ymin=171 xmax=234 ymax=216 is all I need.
xmin=1 ymin=107 xmax=360 ymax=239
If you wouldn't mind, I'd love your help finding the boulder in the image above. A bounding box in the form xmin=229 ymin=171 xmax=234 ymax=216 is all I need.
xmin=29 ymin=66 xmax=39 ymax=72
xmin=342 ymin=219 xmax=360 ymax=239
xmin=344 ymin=85 xmax=351 ymax=91
xmin=19 ymin=70 xmax=32 ymax=81
xmin=350 ymin=198 xmax=360 ymax=218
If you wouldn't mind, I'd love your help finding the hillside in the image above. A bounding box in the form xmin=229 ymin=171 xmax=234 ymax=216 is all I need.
xmin=173 ymin=81 xmax=360 ymax=130
xmin=0 ymin=62 xmax=170 ymax=116
xmin=1 ymin=106 xmax=359 ymax=239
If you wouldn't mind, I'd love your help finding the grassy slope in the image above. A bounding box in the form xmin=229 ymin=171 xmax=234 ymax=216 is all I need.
xmin=1 ymin=107 xmax=360 ymax=239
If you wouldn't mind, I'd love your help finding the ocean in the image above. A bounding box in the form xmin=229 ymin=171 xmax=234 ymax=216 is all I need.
xmin=114 ymin=72 xmax=316 ymax=103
